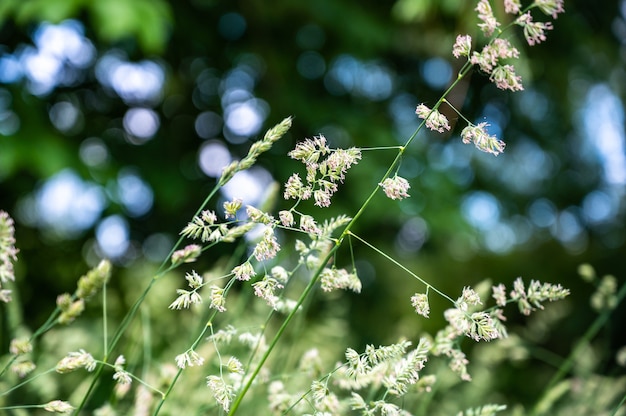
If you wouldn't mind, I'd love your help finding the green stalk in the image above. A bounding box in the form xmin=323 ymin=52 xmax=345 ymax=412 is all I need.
xmin=227 ymin=241 xmax=342 ymax=415
xmin=530 ymin=280 xmax=626 ymax=415
xmin=73 ymin=186 xmax=222 ymax=414
xmin=227 ymin=63 xmax=475 ymax=414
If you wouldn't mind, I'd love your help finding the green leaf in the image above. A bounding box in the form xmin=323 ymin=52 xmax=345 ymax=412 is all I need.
xmin=89 ymin=0 xmax=172 ymax=54
xmin=13 ymin=0 xmax=84 ymax=24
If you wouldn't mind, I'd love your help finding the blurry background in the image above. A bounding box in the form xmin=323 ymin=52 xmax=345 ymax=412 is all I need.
xmin=0 ymin=0 xmax=625 ymax=411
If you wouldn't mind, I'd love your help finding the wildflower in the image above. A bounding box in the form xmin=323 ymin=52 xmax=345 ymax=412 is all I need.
xmin=460 ymin=122 xmax=506 ymax=156
xmin=468 ymin=311 xmax=500 ymax=341
xmin=470 ymin=39 xmax=520 ymax=74
xmin=287 ymin=138 xmax=360 ymax=208
xmin=490 ymin=64 xmax=524 ymax=91
xmin=379 ymin=176 xmax=411 ymax=200
xmin=509 ymin=277 xmax=569 ymax=315
xmin=10 ymin=337 xmax=33 ymax=355
xmin=175 ymin=351 xmax=197 ymax=369
xmin=516 ymin=12 xmax=553 ymax=46
xmin=492 ymin=283 xmax=507 ymax=307
xmin=300 ymin=215 xmax=321 ymax=235
xmin=209 ymin=285 xmax=227 ymax=312
xmin=252 ymin=276 xmax=283 ymax=309
xmin=444 ymin=307 xmax=471 ymax=338
xmin=349 ymin=393 xmax=368 ymax=411
xmin=134 ymin=385 xmax=153 ymax=416
xmin=374 ymin=401 xmax=403 ymax=415
xmin=209 ymin=325 xmax=237 ymax=344
xmin=345 ymin=348 xmax=371 ymax=377
xmin=0 ymin=211 xmax=18 ymax=301
xmin=264 ymin=116 xmax=293 ymax=144
xmin=113 ymin=356 xmax=132 ymax=385
xmin=246 ymin=205 xmax=274 ymax=224
xmin=284 ymin=173 xmax=310 ymax=200
xmin=220 ymin=117 xmax=292 ymax=185
xmin=271 ymin=266 xmax=289 ymax=284
xmin=320 ymin=267 xmax=362 ymax=293
xmin=206 ymin=375 xmax=235 ymax=412
xmin=76 ymin=259 xmax=112 ymax=300
xmin=310 ymin=380 xmax=329 ymax=404
xmin=321 ymin=147 xmax=362 ymax=182
xmin=56 ymin=293 xmax=72 ymax=309
xmin=181 ymin=210 xmax=222 ymax=242
xmin=288 ymin=135 xmax=329 ymax=166
xmin=299 ymin=348 xmax=323 ymax=376
xmin=232 ymin=261 xmax=255 ymax=281
xmin=458 ymin=286 xmax=483 ymax=310
xmin=222 ymin=222 xmax=255 ymax=242
xmin=168 ymin=288 xmax=203 ymax=310
xmin=381 ymin=339 xmax=429 ymax=396
xmin=226 ymin=356 xmax=244 ymax=374
xmin=223 ymin=198 xmax=243 ymax=218
xmin=458 ymin=404 xmax=507 ymax=416
xmin=185 ymin=270 xmax=203 ymax=288
xmin=56 ymin=349 xmax=97 ymax=373
xmin=476 ymin=0 xmax=500 ymax=36
xmin=171 ymin=244 xmax=202 ymax=265
xmin=448 ymin=348 xmax=471 ymax=381
xmin=278 ymin=210 xmax=294 ymax=227
xmin=274 ymin=298 xmax=299 ymax=314
xmin=534 ymin=0 xmax=565 ymax=19
xmin=415 ymin=103 xmax=450 ymax=133
xmin=252 ymin=227 xmax=280 ymax=261
xmin=268 ymin=381 xmax=294 ymax=413
xmin=320 ymin=215 xmax=351 ymax=238
xmin=577 ymin=263 xmax=596 ymax=282
xmin=365 ymin=340 xmax=412 ymax=365
xmin=219 ymin=161 xmax=240 ymax=187
xmin=58 ymin=299 xmax=85 ymax=324
xmin=452 ymin=34 xmax=472 ymax=58
xmin=590 ymin=274 xmax=618 ymax=311
xmin=411 ymin=293 xmax=430 ymax=318
xmin=114 ymin=355 xmax=126 ymax=368
xmin=238 ymin=331 xmax=267 ymax=352
xmin=43 ymin=400 xmax=74 ymax=414
xmin=314 ymin=189 xmax=332 ymax=207
xmin=490 ymin=309 xmax=509 ymax=338
xmin=175 ymin=349 xmax=205 ymax=369
xmin=504 ymin=0 xmax=522 ymax=14
xmin=11 ymin=360 xmax=36 ymax=377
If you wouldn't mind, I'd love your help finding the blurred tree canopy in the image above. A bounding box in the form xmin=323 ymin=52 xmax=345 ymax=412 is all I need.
xmin=0 ymin=0 xmax=625 ymax=403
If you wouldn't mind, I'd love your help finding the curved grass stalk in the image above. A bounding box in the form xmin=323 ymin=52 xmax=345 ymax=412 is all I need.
xmin=347 ymin=231 xmax=456 ymax=305
xmin=227 ymin=64 xmax=474 ymax=415
xmin=530 ymin=280 xmax=626 ymax=416
xmin=73 ymin=186 xmax=223 ymax=414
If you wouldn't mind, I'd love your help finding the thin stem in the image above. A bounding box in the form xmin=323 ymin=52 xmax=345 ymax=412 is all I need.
xmin=227 ymin=62 xmax=476 ymax=414
xmin=611 ymin=393 xmax=626 ymax=416
xmin=102 ymin=282 xmax=108 ymax=359
xmin=152 ymin=322 xmax=213 ymax=414
xmin=74 ymin=183 xmax=226 ymax=414
xmin=360 ymin=146 xmax=405 ymax=151
xmin=0 ymin=303 xmax=62 ymax=378
xmin=0 ymin=367 xmax=57 ymax=398
xmin=347 ymin=231 xmax=456 ymax=305
xmin=227 ymin=241 xmax=342 ymax=415
xmin=154 ymin=186 xmax=222 ymax=277
xmin=530 ymin=279 xmax=626 ymax=416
